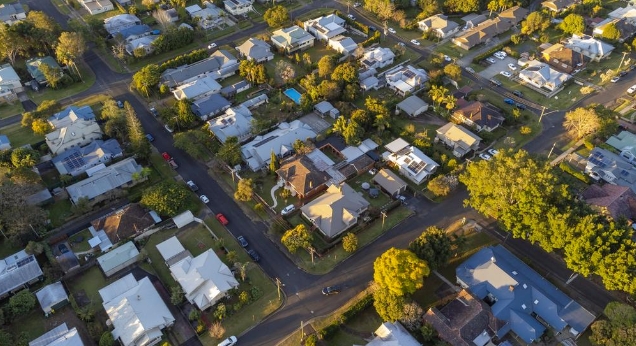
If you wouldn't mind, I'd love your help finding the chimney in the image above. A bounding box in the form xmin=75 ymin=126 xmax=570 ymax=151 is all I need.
xmin=508 ymin=285 xmax=515 ymax=292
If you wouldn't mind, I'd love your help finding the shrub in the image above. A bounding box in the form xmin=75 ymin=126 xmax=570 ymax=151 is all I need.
xmin=305 ymin=334 xmax=318 ymax=346
xmin=520 ymin=126 xmax=533 ymax=135
xmin=559 ymin=162 xmax=591 ymax=183
xmin=189 ymin=309 xmax=201 ymax=321
xmin=208 ymin=321 xmax=225 ymax=339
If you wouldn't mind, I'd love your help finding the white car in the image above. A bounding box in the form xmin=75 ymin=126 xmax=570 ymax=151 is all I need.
xmin=494 ymin=52 xmax=505 ymax=60
xmin=410 ymin=39 xmax=420 ymax=45
xmin=486 ymin=57 xmax=496 ymax=64
xmin=199 ymin=195 xmax=209 ymax=204
xmin=465 ymin=67 xmax=475 ymax=73
xmin=388 ymin=28 xmax=396 ymax=34
xmin=218 ymin=336 xmax=237 ymax=346
xmin=281 ymin=204 xmax=295 ymax=215
xmin=496 ymin=51 xmax=507 ymax=57
xmin=488 ymin=148 xmax=499 ymax=156
xmin=164 ymin=124 xmax=174 ymax=133
xmin=628 ymin=85 xmax=636 ymax=94
xmin=508 ymin=63 xmax=517 ymax=71
xmin=611 ymin=76 xmax=620 ymax=83
xmin=353 ymin=2 xmax=361 ymax=7
xmin=444 ymin=55 xmax=452 ymax=62
xmin=479 ymin=153 xmax=492 ymax=161
xmin=207 ymin=42 xmax=217 ymax=49
xmin=347 ymin=14 xmax=355 ymax=20
xmin=500 ymin=71 xmax=512 ymax=78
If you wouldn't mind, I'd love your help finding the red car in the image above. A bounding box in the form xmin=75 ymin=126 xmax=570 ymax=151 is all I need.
xmin=162 ymin=152 xmax=172 ymax=161
xmin=216 ymin=213 xmax=229 ymax=225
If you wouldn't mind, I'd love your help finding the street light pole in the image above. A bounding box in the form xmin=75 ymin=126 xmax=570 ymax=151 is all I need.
xmin=618 ymin=51 xmax=629 ymax=72
xmin=381 ymin=211 xmax=387 ymax=230
xmin=538 ymin=106 xmax=546 ymax=123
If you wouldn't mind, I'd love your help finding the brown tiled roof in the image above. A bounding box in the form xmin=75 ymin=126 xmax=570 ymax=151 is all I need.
xmin=454 ymin=101 xmax=504 ymax=129
xmin=498 ymin=6 xmax=529 ymax=26
xmin=582 ymin=184 xmax=636 ymax=220
xmin=338 ymin=154 xmax=374 ymax=179
xmin=543 ymin=44 xmax=584 ymax=73
xmin=91 ymin=203 xmax=156 ymax=243
xmin=276 ymin=156 xmax=330 ymax=196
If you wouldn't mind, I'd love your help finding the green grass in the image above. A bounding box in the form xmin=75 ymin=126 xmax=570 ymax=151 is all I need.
xmin=27 ymin=64 xmax=96 ymax=104
xmin=94 ymin=46 xmax=127 ymax=74
xmin=45 ymin=200 xmax=74 ymax=228
xmin=0 ymin=240 xmax=20 ymax=258
xmin=296 ymin=8 xmax=335 ymax=21
xmin=4 ymin=309 xmax=47 ymax=340
xmin=149 ymin=152 xmax=178 ymax=179
xmin=0 ymin=122 xmax=44 ymax=147
xmin=497 ymin=76 xmax=586 ymax=110
xmin=347 ymin=174 xmax=390 ymax=208
xmin=66 ymin=266 xmax=111 ymax=312
xmin=0 ymin=101 xmax=24 ymax=119
xmin=128 ymin=42 xmax=200 ymax=72
xmin=328 ymin=306 xmax=383 ymax=345
xmin=435 ymin=40 xmax=468 ymax=60
xmin=68 ymin=228 xmax=94 ymax=253
xmin=143 ymin=227 xmax=182 ymax=287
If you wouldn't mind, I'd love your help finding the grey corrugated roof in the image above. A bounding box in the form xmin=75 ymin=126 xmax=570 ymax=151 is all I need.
xmin=35 ymin=282 xmax=68 ymax=313
xmin=397 ymin=96 xmax=428 ymax=116
xmin=191 ymin=93 xmax=231 ymax=119
xmin=0 ymin=253 xmax=43 ymax=296
xmin=66 ymin=158 xmax=142 ymax=203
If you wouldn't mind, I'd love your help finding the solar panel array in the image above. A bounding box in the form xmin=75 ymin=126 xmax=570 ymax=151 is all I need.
xmin=16 ymin=255 xmax=34 ymax=268
xmin=408 ymin=160 xmax=427 ymax=174
xmin=62 ymin=151 xmax=86 ymax=170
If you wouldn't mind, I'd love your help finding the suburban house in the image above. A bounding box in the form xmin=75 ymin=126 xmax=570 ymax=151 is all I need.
xmin=582 ymin=184 xmax=636 ymax=222
xmin=97 ymin=242 xmax=140 ymax=277
xmin=456 ymin=245 xmax=596 ymax=343
xmin=541 ymin=43 xmax=585 ymax=74
xmin=453 ymin=6 xmax=527 ymax=50
xmin=0 ymin=249 xmax=43 ymax=299
xmin=207 ymin=105 xmax=254 ymax=143
xmin=383 ymin=138 xmax=439 ymax=185
xmin=315 ymin=137 xmax=377 ymax=179
xmin=35 ymin=282 xmax=69 ymax=315
xmin=114 ymin=0 xmax=132 ymax=6
xmin=424 ymin=289 xmax=504 ymax=346
xmin=125 ymin=35 xmax=160 ymax=56
xmin=0 ymin=2 xmax=25 ymax=25
xmin=372 ymin=169 xmax=407 ymax=197
xmin=313 ymin=100 xmax=340 ymax=119
xmin=221 ymin=80 xmax=250 ymax=98
xmin=301 ymin=183 xmax=370 ymax=238
xmin=185 ymin=2 xmax=226 ymax=30
xmin=99 ymin=274 xmax=175 ymax=346
xmin=609 ymin=5 xmax=636 ymax=23
xmin=542 ymin=0 xmax=577 ymax=12
xmin=172 ymin=75 xmax=222 ymax=100
xmin=241 ymin=120 xmax=317 ymax=171
xmin=26 ymin=56 xmax=63 ymax=86
xmin=45 ymin=119 xmax=103 ymax=155
xmin=52 ymin=139 xmax=123 ymax=176
xmin=360 ymin=47 xmax=395 ymax=70
xmin=396 ymin=95 xmax=428 ymax=117
xmin=418 ymin=14 xmax=460 ymax=39
xmin=365 ymin=321 xmax=421 ymax=346
xmin=585 ymin=147 xmax=636 ymax=192
xmin=191 ymin=93 xmax=232 ymax=120
xmin=606 ymin=130 xmax=636 ymax=163
xmin=78 ymin=0 xmax=114 ymax=15
xmin=303 ymin=14 xmax=346 ymax=41
xmin=48 ymin=105 xmax=96 ymax=129
xmin=66 ymin=157 xmax=143 ymax=205
xmin=109 ymin=24 xmax=151 ymax=41
xmin=165 ymin=8 xmax=179 ymax=22
xmin=241 ymin=93 xmax=268 ymax=109
xmin=0 ymin=135 xmax=10 ymax=150
xmin=160 ymin=50 xmax=239 ymax=88
xmin=224 ymin=0 xmax=253 ymax=16
xmin=360 ymin=70 xmax=380 ymax=92
xmin=452 ymin=101 xmax=505 ymax=132
xmin=0 ymin=63 xmax=22 ymax=102
xmin=104 ymin=14 xmax=141 ymax=35
xmin=236 ymin=38 xmax=274 ymax=63
xmin=91 ymin=203 xmax=160 ymax=244
xmin=593 ymin=18 xmax=636 ymax=42
xmin=564 ymin=35 xmax=614 ymax=62
xmin=29 ymin=323 xmax=83 ymax=346
xmin=328 ymin=35 xmax=358 ymax=56
xmin=497 ymin=5 xmax=529 ymax=26
xmin=276 ymin=156 xmax=331 ymax=200
xmin=25 ymin=189 xmax=53 ymax=207
xmin=462 ymin=13 xmax=487 ymax=29
xmin=385 ymin=65 xmax=428 ymax=96
xmin=271 ymin=25 xmax=315 ymax=53
xmin=436 ymin=122 xmax=482 ymax=158
xmin=518 ymin=61 xmax=572 ymax=92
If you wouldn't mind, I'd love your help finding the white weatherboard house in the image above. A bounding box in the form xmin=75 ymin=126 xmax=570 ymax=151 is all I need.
xmin=172 ymin=75 xmax=222 ymax=100
xmin=385 ymin=65 xmax=428 ymax=96
xmin=208 ymin=105 xmax=254 ymax=143
xmin=0 ymin=2 xmax=26 ymax=26
xmin=383 ymin=138 xmax=439 ymax=184
xmin=66 ymin=158 xmax=142 ymax=204
xmin=97 ymin=242 xmax=140 ymax=277
xmin=271 ymin=25 xmax=315 ymax=53
xmin=99 ymin=274 xmax=175 ymax=346
xmin=45 ymin=119 xmax=103 ymax=155
xmin=185 ymin=2 xmax=226 ymax=30
xmin=360 ymin=47 xmax=395 ymax=70
xmin=236 ymin=38 xmax=274 ymax=63
xmin=303 ymin=14 xmax=346 ymax=41
xmin=79 ymin=0 xmax=114 ymax=15
xmin=29 ymin=323 xmax=84 ymax=346
xmin=0 ymin=63 xmax=22 ymax=102
xmin=224 ymin=0 xmax=253 ymax=16
xmin=564 ymin=34 xmax=614 ymax=62
xmin=0 ymin=250 xmax=43 ymax=299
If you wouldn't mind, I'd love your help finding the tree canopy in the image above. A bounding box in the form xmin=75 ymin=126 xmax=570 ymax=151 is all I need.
xmin=374 ymin=248 xmax=429 ymax=296
xmin=563 ymin=107 xmax=600 ymax=139
xmin=559 ymin=14 xmax=585 ymax=35
xmin=601 ymin=22 xmax=621 ymax=41
xmin=132 ymin=64 xmax=160 ymax=97
xmin=281 ymin=224 xmax=311 ymax=254
xmin=409 ymin=226 xmax=453 ymax=270
xmin=234 ymin=178 xmax=254 ymax=202
xmin=263 ymin=5 xmax=289 ymax=28
xmin=590 ymin=302 xmax=636 ymax=345
xmin=140 ymin=181 xmax=190 ymax=216
xmin=217 ymin=136 xmax=242 ymax=166
xmin=521 ymin=11 xmax=551 ymax=35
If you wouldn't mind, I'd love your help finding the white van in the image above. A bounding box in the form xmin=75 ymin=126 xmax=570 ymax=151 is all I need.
xmin=218 ymin=336 xmax=237 ymax=346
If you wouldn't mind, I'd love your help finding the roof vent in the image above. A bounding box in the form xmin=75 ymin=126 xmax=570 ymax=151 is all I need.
xmin=137 ymin=295 xmax=141 ymax=300
xmin=521 ymin=304 xmax=527 ymax=309
xmin=71 ymin=132 xmax=76 ymax=136
xmin=508 ymin=285 xmax=515 ymax=291
xmin=534 ymin=300 xmax=539 ymax=305
xmin=491 ymin=256 xmax=496 ymax=263
xmin=523 ymin=284 xmax=528 ymax=289
xmin=512 ymin=271 xmax=518 ymax=275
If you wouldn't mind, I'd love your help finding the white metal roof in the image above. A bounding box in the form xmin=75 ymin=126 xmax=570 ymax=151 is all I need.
xmin=97 ymin=242 xmax=139 ymax=274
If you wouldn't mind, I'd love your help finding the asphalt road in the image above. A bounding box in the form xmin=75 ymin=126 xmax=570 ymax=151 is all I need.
xmin=16 ymin=1 xmax=631 ymax=345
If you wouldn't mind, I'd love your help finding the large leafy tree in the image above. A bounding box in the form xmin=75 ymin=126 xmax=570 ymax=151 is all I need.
xmin=601 ymin=22 xmax=621 ymax=41
xmin=132 ymin=64 xmax=160 ymax=97
xmin=0 ymin=24 xmax=28 ymax=65
xmin=563 ymin=107 xmax=600 ymax=139
xmin=443 ymin=0 xmax=480 ymax=13
xmin=234 ymin=178 xmax=254 ymax=202
xmin=281 ymin=224 xmax=311 ymax=254
xmin=263 ymin=5 xmax=289 ymax=28
xmin=317 ymin=55 xmax=334 ymax=78
xmin=443 ymin=63 xmax=461 ymax=81
xmin=409 ymin=226 xmax=452 ymax=270
xmin=374 ymin=248 xmax=429 ymax=296
xmin=238 ymin=59 xmax=267 ymax=84
xmin=27 ymin=11 xmax=61 ymax=54
xmin=373 ymin=287 xmax=406 ymax=322
xmin=124 ymin=103 xmax=151 ymax=160
xmin=140 ymin=181 xmax=190 ymax=216
xmin=0 ymin=182 xmax=48 ymax=239
xmin=10 ymin=148 xmax=40 ymax=168
xmin=217 ymin=136 xmax=242 ymax=166
xmin=56 ymin=32 xmax=86 ymax=78
xmin=521 ymin=11 xmax=551 ymax=35
xmin=39 ymin=63 xmax=64 ymax=89
xmin=8 ymin=290 xmax=36 ymax=317
xmin=331 ymin=62 xmax=358 ymax=85
xmin=590 ymin=302 xmax=636 ymax=345
xmin=559 ymin=14 xmax=585 ymax=35
xmin=343 ymin=119 xmax=364 ymax=145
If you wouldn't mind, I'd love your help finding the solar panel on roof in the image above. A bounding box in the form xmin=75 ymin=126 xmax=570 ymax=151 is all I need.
xmin=254 ymin=135 xmax=277 ymax=147
xmin=62 ymin=151 xmax=86 ymax=170
xmin=403 ymin=70 xmax=416 ymax=78
xmin=408 ymin=160 xmax=426 ymax=174
xmin=622 ymin=169 xmax=630 ymax=176
xmin=16 ymin=256 xmax=34 ymax=267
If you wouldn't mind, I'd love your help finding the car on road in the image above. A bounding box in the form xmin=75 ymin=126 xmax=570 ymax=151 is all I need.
xmin=248 ymin=249 xmax=260 ymax=262
xmin=515 ymin=103 xmax=526 ymax=110
xmin=145 ymin=134 xmax=154 ymax=142
xmin=410 ymin=39 xmax=420 ymax=45
xmin=512 ymin=90 xmax=523 ymax=97
xmin=465 ymin=67 xmax=475 ymax=73
xmin=490 ymin=78 xmax=502 ymax=87
xmin=116 ymin=100 xmax=124 ymax=108
xmin=504 ymin=98 xmax=515 ymax=105
xmin=500 ymin=71 xmax=512 ymax=78
xmin=486 ymin=57 xmax=496 ymax=64
xmin=353 ymin=2 xmax=361 ymax=7
xmin=164 ymin=124 xmax=174 ymax=133
xmin=628 ymin=85 xmax=636 ymax=94
xmin=149 ymin=107 xmax=158 ymax=116
xmin=347 ymin=14 xmax=355 ymax=20
xmin=322 ymin=285 xmax=341 ymax=295
xmin=218 ymin=336 xmax=237 ymax=346
xmin=397 ymin=42 xmax=405 ymax=46
xmin=186 ymin=180 xmax=199 ymax=191
xmin=488 ymin=148 xmax=499 ymax=156
xmin=208 ymin=42 xmax=217 ymax=49
xmin=237 ymin=236 xmax=248 ymax=248
xmin=58 ymin=244 xmax=69 ymax=254
xmin=281 ymin=204 xmax=295 ymax=216
xmin=216 ymin=213 xmax=229 ymax=225
xmin=619 ymin=71 xmax=628 ymax=77
xmin=479 ymin=153 xmax=492 ymax=161
xmin=611 ymin=76 xmax=620 ymax=83
xmin=161 ymin=152 xmax=172 ymax=161
xmin=508 ymin=63 xmax=517 ymax=71
xmin=444 ymin=55 xmax=452 ymax=62
xmin=200 ymin=195 xmax=209 ymax=204
xmin=629 ymin=65 xmax=636 ymax=71
xmin=388 ymin=28 xmax=396 ymax=34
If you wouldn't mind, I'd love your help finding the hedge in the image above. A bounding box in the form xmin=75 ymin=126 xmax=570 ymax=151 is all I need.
xmin=318 ymin=293 xmax=374 ymax=340
xmin=159 ymin=49 xmax=209 ymax=73
xmin=335 ymin=10 xmax=369 ymax=35
xmin=559 ymin=162 xmax=591 ymax=184
xmin=362 ymin=31 xmax=381 ymax=47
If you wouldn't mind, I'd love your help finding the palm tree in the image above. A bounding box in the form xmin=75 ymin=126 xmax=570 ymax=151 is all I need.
xmin=234 ymin=262 xmax=249 ymax=281
xmin=429 ymin=85 xmax=449 ymax=109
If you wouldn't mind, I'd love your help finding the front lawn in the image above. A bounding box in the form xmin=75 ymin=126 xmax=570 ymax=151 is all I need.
xmin=0 ymin=122 xmax=44 ymax=147
xmin=27 ymin=63 xmax=96 ymax=104
xmin=0 ymin=100 xmax=24 ymax=119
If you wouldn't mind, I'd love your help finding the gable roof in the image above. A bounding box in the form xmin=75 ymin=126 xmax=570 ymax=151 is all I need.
xmin=26 ymin=56 xmax=61 ymax=84
xmin=48 ymin=105 xmax=96 ymax=129
xmin=455 ymin=101 xmax=505 ymax=129
xmin=565 ymin=35 xmax=615 ymax=60
xmin=0 ymin=134 xmax=10 ymax=148
xmin=97 ymin=242 xmax=140 ymax=274
xmin=156 ymin=236 xmax=190 ymax=265
xmin=607 ymin=130 xmax=636 ymax=153
xmin=35 ymin=282 xmax=68 ymax=314
xmin=277 ymin=156 xmax=330 ymax=196
xmin=542 ymin=43 xmax=584 ymax=73
xmin=542 ymin=0 xmax=575 ymax=11
xmin=207 ymin=105 xmax=254 ymax=143
xmin=236 ymin=38 xmax=274 ymax=61
xmin=170 ymin=249 xmax=239 ymax=310
xmin=104 ymin=14 xmax=141 ymax=35
xmin=581 ymin=184 xmax=636 ymax=220
xmin=191 ymin=93 xmax=231 ymax=119
xmin=453 ymin=17 xmax=512 ymax=49
xmin=498 ymin=6 xmax=529 ymax=26
xmin=99 ymin=274 xmax=175 ymax=346
xmin=45 ymin=119 xmax=103 ymax=155
xmin=0 ymin=250 xmax=43 ymax=297
xmin=66 ymin=158 xmax=142 ymax=204
xmin=52 ymin=139 xmax=122 ymax=176
xmin=172 ymin=75 xmax=222 ymax=100
xmin=437 ymin=123 xmax=482 ymax=149
xmin=366 ymin=321 xmax=421 ymax=346
xmin=418 ymin=14 xmax=459 ymax=34
xmin=91 ymin=203 xmax=157 ymax=244
xmin=397 ymin=95 xmax=429 ymax=116
xmin=160 ymin=50 xmax=238 ymax=87
xmin=271 ymin=25 xmax=315 ymax=49
xmin=457 ymin=245 xmax=596 ymax=342
xmin=0 ymin=2 xmax=25 ymax=24
xmin=0 ymin=63 xmax=20 ymax=87
xmin=29 ymin=323 xmax=83 ymax=346
xmin=301 ymin=183 xmax=370 ymax=238
xmin=373 ymin=169 xmax=407 ymax=196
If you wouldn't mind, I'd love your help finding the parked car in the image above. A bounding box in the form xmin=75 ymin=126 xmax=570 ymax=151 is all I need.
xmin=237 ymin=236 xmax=248 ymax=248
xmin=281 ymin=204 xmax=295 ymax=215
xmin=116 ymin=100 xmax=124 ymax=108
xmin=161 ymin=152 xmax=172 ymax=161
xmin=216 ymin=213 xmax=229 ymax=225
xmin=490 ymin=78 xmax=502 ymax=86
xmin=479 ymin=153 xmax=492 ymax=161
xmin=465 ymin=67 xmax=475 ymax=73
xmin=504 ymin=98 xmax=515 ymax=105
xmin=628 ymin=85 xmax=636 ymax=94
xmin=347 ymin=14 xmax=355 ymax=20
xmin=149 ymin=107 xmax=158 ymax=116
xmin=248 ymin=249 xmax=260 ymax=262
xmin=515 ymin=103 xmax=526 ymax=110
xmin=164 ymin=124 xmax=174 ymax=133
xmin=507 ymin=63 xmax=517 ymax=71
xmin=208 ymin=42 xmax=217 ymax=49
xmin=58 ymin=244 xmax=69 ymax=254
xmin=186 ymin=180 xmax=199 ymax=191
xmin=322 ymin=285 xmax=341 ymax=295
xmin=410 ymin=39 xmax=420 ymax=45
xmin=500 ymin=71 xmax=512 ymax=78
xmin=200 ymin=195 xmax=210 ymax=204
xmin=486 ymin=57 xmax=496 ymax=64
xmin=145 ymin=134 xmax=154 ymax=142
xmin=397 ymin=42 xmax=405 ymax=46
xmin=443 ymin=55 xmax=452 ymax=62
xmin=619 ymin=71 xmax=628 ymax=77
xmin=488 ymin=148 xmax=499 ymax=156
xmin=611 ymin=76 xmax=620 ymax=83
xmin=629 ymin=65 xmax=636 ymax=71
xmin=388 ymin=27 xmax=396 ymax=34
xmin=353 ymin=2 xmax=361 ymax=7
xmin=512 ymin=90 xmax=523 ymax=97
xmin=494 ymin=51 xmax=506 ymax=59
xmin=218 ymin=336 xmax=237 ymax=346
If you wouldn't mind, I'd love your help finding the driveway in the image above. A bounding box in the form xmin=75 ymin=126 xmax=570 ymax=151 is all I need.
xmin=478 ymin=56 xmax=519 ymax=79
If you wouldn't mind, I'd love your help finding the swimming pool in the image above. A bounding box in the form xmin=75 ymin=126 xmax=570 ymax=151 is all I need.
xmin=284 ymin=88 xmax=302 ymax=105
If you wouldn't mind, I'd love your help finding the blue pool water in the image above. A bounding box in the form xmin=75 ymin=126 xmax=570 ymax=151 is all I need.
xmin=284 ymin=88 xmax=302 ymax=105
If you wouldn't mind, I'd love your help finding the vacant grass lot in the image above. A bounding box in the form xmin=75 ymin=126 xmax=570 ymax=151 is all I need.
xmin=0 ymin=122 xmax=43 ymax=147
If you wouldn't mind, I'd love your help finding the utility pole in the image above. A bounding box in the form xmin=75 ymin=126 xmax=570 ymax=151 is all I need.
xmin=538 ymin=106 xmax=546 ymax=123
xmin=308 ymin=246 xmax=316 ymax=264
xmin=275 ymin=278 xmax=283 ymax=300
xmin=381 ymin=211 xmax=387 ymax=230
xmin=547 ymin=142 xmax=557 ymax=159
xmin=618 ymin=51 xmax=629 ymax=72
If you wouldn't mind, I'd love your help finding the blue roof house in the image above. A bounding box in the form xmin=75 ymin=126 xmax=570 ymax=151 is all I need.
xmin=0 ymin=134 xmax=10 ymax=150
xmin=191 ymin=93 xmax=231 ymax=120
xmin=48 ymin=105 xmax=96 ymax=129
xmin=52 ymin=139 xmax=123 ymax=176
xmin=456 ymin=245 xmax=596 ymax=343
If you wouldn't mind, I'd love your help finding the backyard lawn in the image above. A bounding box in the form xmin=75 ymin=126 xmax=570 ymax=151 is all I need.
xmin=0 ymin=122 xmax=43 ymax=147
xmin=68 ymin=228 xmax=94 ymax=253
xmin=66 ymin=266 xmax=112 ymax=313
xmin=45 ymin=200 xmax=74 ymax=228
xmin=348 ymin=173 xmax=391 ymax=208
